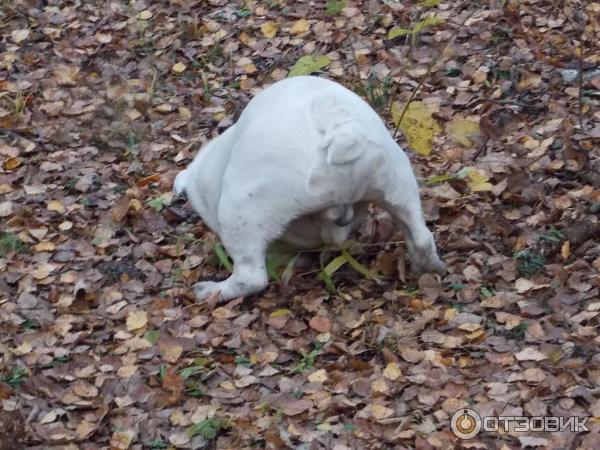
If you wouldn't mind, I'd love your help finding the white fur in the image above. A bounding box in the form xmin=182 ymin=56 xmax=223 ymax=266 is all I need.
xmin=174 ymin=76 xmax=444 ymax=301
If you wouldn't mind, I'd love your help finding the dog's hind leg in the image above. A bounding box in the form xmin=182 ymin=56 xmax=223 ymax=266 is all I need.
xmin=380 ymin=151 xmax=445 ymax=275
xmin=192 ymin=195 xmax=288 ymax=302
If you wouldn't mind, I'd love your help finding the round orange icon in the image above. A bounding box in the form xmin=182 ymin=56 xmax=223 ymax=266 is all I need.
xmin=451 ymin=408 xmax=481 ymax=439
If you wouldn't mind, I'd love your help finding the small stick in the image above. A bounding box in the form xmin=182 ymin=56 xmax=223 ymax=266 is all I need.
xmin=577 ymin=36 xmax=584 ymax=130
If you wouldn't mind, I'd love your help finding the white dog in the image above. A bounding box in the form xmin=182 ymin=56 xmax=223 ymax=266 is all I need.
xmin=174 ymin=76 xmax=444 ymax=301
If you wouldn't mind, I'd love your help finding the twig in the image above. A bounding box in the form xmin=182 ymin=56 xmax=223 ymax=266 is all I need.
xmin=391 ymin=5 xmax=480 ymax=139
xmin=561 ymin=3 xmax=587 ymax=130
xmin=577 ymin=30 xmax=584 ymax=130
xmin=346 ymin=33 xmax=367 ymax=90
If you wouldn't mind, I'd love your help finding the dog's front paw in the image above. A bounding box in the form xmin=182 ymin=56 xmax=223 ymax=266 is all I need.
xmin=193 ymin=281 xmax=223 ymax=302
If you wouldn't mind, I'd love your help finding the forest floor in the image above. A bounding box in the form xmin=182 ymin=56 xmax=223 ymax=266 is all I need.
xmin=1 ymin=0 xmax=599 ymax=449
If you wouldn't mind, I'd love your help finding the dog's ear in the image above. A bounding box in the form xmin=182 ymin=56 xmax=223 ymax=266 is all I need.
xmin=312 ymin=95 xmax=365 ymax=165
xmin=173 ymin=169 xmax=188 ymax=197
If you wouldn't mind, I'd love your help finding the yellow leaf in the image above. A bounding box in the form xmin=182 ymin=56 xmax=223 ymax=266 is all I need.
xmin=288 ymin=54 xmax=331 ymax=77
xmin=239 ymin=31 xmax=250 ymax=45
xmin=32 ymin=241 xmax=56 ymax=252
xmin=162 ymin=344 xmax=183 ymax=363
xmin=138 ymin=10 xmax=153 ymax=20
xmin=110 ymin=430 xmax=135 ymax=450
xmin=444 ymin=308 xmax=458 ymax=321
xmin=47 ymin=199 xmax=65 ymax=213
xmin=261 ymin=21 xmax=279 ymax=38
xmin=32 ymin=263 xmax=56 ymax=279
xmin=4 ymin=157 xmax=21 ymax=170
xmin=371 ymin=378 xmax=389 ymax=393
xmin=392 ymin=101 xmax=441 ymax=156
xmin=129 ymin=198 xmax=142 ymax=211
xmin=466 ymin=329 xmax=485 ymax=341
xmin=243 ymin=63 xmax=257 ymax=74
xmin=171 ymin=62 xmax=186 ymax=74
xmin=383 ymin=362 xmax=402 ymax=380
xmin=446 ymin=117 xmax=481 ymax=147
xmin=126 ymin=310 xmax=148 ymax=331
xmin=291 ymin=19 xmax=310 ymax=34
xmin=308 ymin=369 xmax=328 ymax=383
xmin=458 ymin=355 xmax=472 ymax=368
xmin=561 ymin=240 xmax=570 ymax=260
xmin=13 ymin=340 xmax=32 ymax=355
xmin=371 ymin=404 xmax=394 ymax=420
xmin=269 ymin=308 xmax=291 ymax=318
xmin=458 ymin=167 xmax=493 ymax=192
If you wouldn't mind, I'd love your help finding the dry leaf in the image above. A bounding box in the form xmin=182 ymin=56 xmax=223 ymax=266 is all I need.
xmin=392 ymin=101 xmax=441 ymax=156
xmin=283 ymin=399 xmax=312 ymax=416
xmin=291 ymin=19 xmax=310 ymax=34
xmin=110 ymin=430 xmax=136 ymax=450
xmin=383 ymin=362 xmax=402 ymax=381
xmin=172 ymin=62 xmax=186 ymax=74
xmin=446 ymin=117 xmax=481 ymax=148
xmin=47 ymin=200 xmax=65 ymax=213
xmin=11 ymin=29 xmax=29 ymax=43
xmin=261 ymin=21 xmax=279 ymax=38
xmin=515 ymin=347 xmax=548 ymax=361
xmin=308 ymin=369 xmax=328 ymax=383
xmin=309 ymin=315 xmax=331 ymax=333
xmin=126 ymin=310 xmax=148 ymax=331
xmin=371 ymin=404 xmax=394 ymax=420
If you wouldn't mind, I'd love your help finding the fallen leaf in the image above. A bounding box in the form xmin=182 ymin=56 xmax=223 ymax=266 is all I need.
xmin=138 ymin=10 xmax=152 ymax=20
xmin=4 ymin=157 xmax=21 ymax=170
xmin=291 ymin=19 xmax=310 ymax=34
xmin=47 ymin=200 xmax=66 ymax=213
xmin=11 ymin=29 xmax=29 ymax=43
xmin=446 ymin=117 xmax=481 ymax=147
xmin=261 ymin=21 xmax=279 ymax=38
xmin=309 ymin=315 xmax=331 ymax=333
xmin=392 ymin=101 xmax=442 ymax=156
xmin=126 ymin=310 xmax=148 ymax=331
xmin=371 ymin=378 xmax=389 ymax=393
xmin=288 ymin=54 xmax=331 ymax=77
xmin=457 ymin=167 xmax=493 ymax=192
xmin=13 ymin=341 xmax=32 ymax=356
xmin=383 ymin=362 xmax=403 ymax=381
xmin=110 ymin=429 xmax=136 ymax=450
xmin=283 ymin=399 xmax=312 ymax=416
xmin=515 ymin=347 xmax=548 ymax=362
xmin=162 ymin=344 xmax=183 ymax=363
xmin=172 ymin=62 xmax=186 ymax=74
xmin=371 ymin=404 xmax=394 ymax=420
xmin=0 ymin=201 xmax=13 ymax=217
xmin=308 ymin=369 xmax=328 ymax=383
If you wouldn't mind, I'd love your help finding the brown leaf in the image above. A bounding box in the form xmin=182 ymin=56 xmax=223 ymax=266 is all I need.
xmin=309 ymin=315 xmax=331 ymax=333
xmin=283 ymin=398 xmax=312 ymax=416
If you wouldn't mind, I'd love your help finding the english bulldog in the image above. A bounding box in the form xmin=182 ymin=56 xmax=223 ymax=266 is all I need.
xmin=174 ymin=76 xmax=445 ymax=301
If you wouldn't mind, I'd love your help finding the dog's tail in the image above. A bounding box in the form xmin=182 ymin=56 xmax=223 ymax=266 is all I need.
xmin=311 ymin=95 xmax=366 ymax=165
xmin=173 ymin=169 xmax=189 ymax=197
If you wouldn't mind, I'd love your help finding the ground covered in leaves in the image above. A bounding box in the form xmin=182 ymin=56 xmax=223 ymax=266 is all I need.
xmin=1 ymin=0 xmax=600 ymax=449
